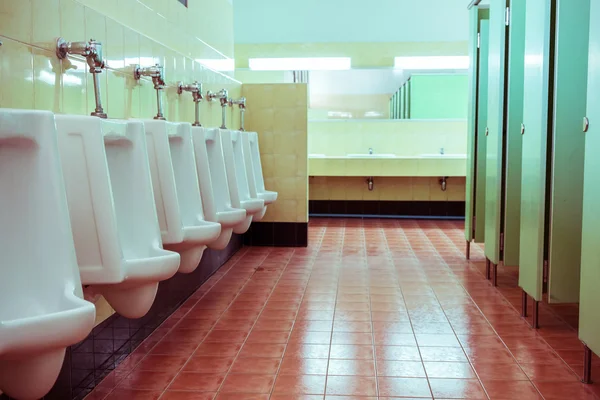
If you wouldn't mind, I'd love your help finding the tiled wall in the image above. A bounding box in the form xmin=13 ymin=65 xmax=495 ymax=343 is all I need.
xmin=242 ymin=83 xmax=309 ymax=223
xmin=234 ymin=41 xmax=469 ymax=68
xmin=0 ymin=0 xmax=241 ymax=127
xmin=310 ymin=176 xmax=466 ymax=202
xmin=0 ymin=0 xmax=242 ymax=327
xmin=308 ymin=119 xmax=467 ymax=156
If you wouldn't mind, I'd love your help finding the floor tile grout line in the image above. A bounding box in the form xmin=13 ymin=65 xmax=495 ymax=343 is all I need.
xmin=428 ymin=223 xmax=546 ymax=399
xmin=321 ymin=219 xmax=345 ymax=397
xmin=443 ymin=217 xmax=586 ymax=379
xmin=387 ymin=221 xmax=434 ymax=399
xmin=424 ymin=223 xmax=493 ymax=400
xmin=266 ymin=224 xmax=326 ymax=399
xmin=156 ymin=248 xmax=274 ymax=399
xmin=209 ymin=246 xmax=289 ymax=397
xmin=92 ymin=249 xmax=250 ymax=400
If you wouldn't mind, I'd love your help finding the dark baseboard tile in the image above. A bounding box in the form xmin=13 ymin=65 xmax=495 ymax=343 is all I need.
xmin=244 ymin=222 xmax=309 ymax=247
xmin=0 ymin=235 xmax=244 ymax=400
xmin=309 ymin=200 xmax=466 ymax=218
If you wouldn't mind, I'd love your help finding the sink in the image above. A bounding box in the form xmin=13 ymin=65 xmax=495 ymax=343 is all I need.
xmin=309 ymin=153 xmax=327 ymax=158
xmin=346 ymin=153 xmax=396 ymax=158
xmin=419 ymin=153 xmax=467 ymax=159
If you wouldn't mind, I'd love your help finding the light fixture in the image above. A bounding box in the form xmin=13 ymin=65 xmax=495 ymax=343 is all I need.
xmin=249 ymin=57 xmax=351 ymax=71
xmin=394 ymin=56 xmax=469 ymax=70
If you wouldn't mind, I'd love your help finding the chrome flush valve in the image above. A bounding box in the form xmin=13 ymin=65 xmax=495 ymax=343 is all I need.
xmin=134 ymin=64 xmax=166 ymax=120
xmin=229 ymin=97 xmax=247 ymax=131
xmin=178 ymin=81 xmax=203 ymax=126
xmin=207 ymin=89 xmax=229 ymax=129
xmin=56 ymin=37 xmax=107 ymax=118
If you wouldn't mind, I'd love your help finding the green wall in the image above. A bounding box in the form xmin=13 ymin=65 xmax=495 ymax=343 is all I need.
xmin=410 ymin=74 xmax=469 ymax=119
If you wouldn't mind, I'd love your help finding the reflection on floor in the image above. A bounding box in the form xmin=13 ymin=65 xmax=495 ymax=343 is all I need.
xmin=87 ymin=218 xmax=600 ymax=400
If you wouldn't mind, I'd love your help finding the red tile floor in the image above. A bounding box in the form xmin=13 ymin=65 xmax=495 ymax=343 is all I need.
xmin=87 ymin=218 xmax=600 ymax=399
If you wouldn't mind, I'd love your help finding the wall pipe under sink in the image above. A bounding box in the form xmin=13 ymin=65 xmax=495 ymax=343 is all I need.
xmin=56 ymin=38 xmax=107 ymax=118
xmin=133 ymin=64 xmax=166 ymax=120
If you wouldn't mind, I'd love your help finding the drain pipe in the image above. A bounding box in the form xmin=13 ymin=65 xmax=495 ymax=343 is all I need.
xmin=439 ymin=177 xmax=448 ymax=192
xmin=366 ymin=177 xmax=374 ymax=191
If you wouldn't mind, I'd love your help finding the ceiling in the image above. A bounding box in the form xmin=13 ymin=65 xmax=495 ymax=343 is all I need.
xmin=233 ymin=0 xmax=470 ymax=44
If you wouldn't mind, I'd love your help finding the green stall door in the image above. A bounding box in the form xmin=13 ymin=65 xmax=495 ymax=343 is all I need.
xmin=547 ymin=0 xmax=589 ymax=304
xmin=579 ymin=0 xmax=600 ymax=354
xmin=519 ymin=0 xmax=554 ymax=302
xmin=484 ymin=0 xmax=509 ymax=265
xmin=502 ymin=0 xmax=527 ymax=267
xmin=465 ymin=7 xmax=490 ymax=245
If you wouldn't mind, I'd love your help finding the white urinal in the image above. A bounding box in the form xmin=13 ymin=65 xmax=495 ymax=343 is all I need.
xmin=55 ymin=115 xmax=180 ymax=319
xmin=142 ymin=120 xmax=221 ymax=273
xmin=191 ymin=127 xmax=246 ymax=250
xmin=220 ymin=129 xmax=265 ymax=233
xmin=246 ymin=131 xmax=278 ymax=221
xmin=0 ymin=109 xmax=96 ymax=400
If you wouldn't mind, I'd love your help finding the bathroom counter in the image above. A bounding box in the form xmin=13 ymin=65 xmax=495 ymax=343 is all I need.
xmin=308 ymin=155 xmax=467 ymax=177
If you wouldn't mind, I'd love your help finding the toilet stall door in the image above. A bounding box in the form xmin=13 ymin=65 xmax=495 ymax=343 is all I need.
xmin=465 ymin=6 xmax=490 ymax=247
xmin=502 ymin=0 xmax=526 ymax=268
xmin=519 ymin=0 xmax=554 ymax=302
xmin=579 ymin=0 xmax=600 ymax=356
xmin=546 ymin=0 xmax=589 ymax=304
xmin=484 ymin=0 xmax=510 ymax=266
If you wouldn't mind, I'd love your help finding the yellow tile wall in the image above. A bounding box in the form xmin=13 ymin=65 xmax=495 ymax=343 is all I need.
xmin=235 ymin=41 xmax=469 ymax=69
xmin=308 ymin=119 xmax=467 ymax=156
xmin=309 ymin=176 xmax=466 ymax=202
xmin=0 ymin=0 xmax=240 ymax=127
xmin=0 ymin=0 xmax=239 ymax=326
xmin=242 ymin=84 xmax=309 ymax=223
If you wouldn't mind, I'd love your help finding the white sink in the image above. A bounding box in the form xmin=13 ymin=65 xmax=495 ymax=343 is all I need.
xmin=419 ymin=153 xmax=467 ymax=159
xmin=347 ymin=153 xmax=396 ymax=158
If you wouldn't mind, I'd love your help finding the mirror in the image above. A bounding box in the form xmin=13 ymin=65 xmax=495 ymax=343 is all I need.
xmin=306 ymin=69 xmax=468 ymax=120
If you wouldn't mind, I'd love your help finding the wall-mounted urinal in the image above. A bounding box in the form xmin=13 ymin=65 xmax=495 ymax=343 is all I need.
xmin=142 ymin=120 xmax=221 ymax=273
xmin=191 ymin=127 xmax=246 ymax=250
xmin=220 ymin=129 xmax=265 ymax=234
xmin=244 ymin=131 xmax=278 ymax=221
xmin=55 ymin=115 xmax=180 ymax=319
xmin=0 ymin=109 xmax=96 ymax=400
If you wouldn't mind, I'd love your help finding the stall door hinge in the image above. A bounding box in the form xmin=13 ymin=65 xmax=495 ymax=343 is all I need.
xmin=500 ymin=232 xmax=504 ymax=251
xmin=505 ymin=7 xmax=510 ymax=26
xmin=477 ymin=32 xmax=481 ymax=48
xmin=543 ymin=260 xmax=549 ymax=283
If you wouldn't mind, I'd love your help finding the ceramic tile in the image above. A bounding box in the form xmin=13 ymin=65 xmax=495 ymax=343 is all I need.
xmin=85 ymin=221 xmax=600 ymax=400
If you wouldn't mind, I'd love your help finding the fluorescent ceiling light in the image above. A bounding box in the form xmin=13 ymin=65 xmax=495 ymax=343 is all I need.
xmin=196 ymin=58 xmax=235 ymax=72
xmin=394 ymin=56 xmax=469 ymax=70
xmin=249 ymin=57 xmax=351 ymax=71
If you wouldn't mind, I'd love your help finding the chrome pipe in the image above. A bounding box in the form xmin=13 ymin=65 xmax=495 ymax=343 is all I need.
xmin=56 ymin=37 xmax=107 ymax=118
xmin=134 ymin=64 xmax=166 ymax=120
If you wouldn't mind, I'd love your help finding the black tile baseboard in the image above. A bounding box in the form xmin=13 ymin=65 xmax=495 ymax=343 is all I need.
xmin=0 ymin=234 xmax=243 ymax=400
xmin=309 ymin=200 xmax=466 ymax=218
xmin=244 ymin=222 xmax=308 ymax=247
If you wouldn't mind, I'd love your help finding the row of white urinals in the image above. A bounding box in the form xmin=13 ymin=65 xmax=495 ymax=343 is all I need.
xmin=0 ymin=109 xmax=277 ymax=400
